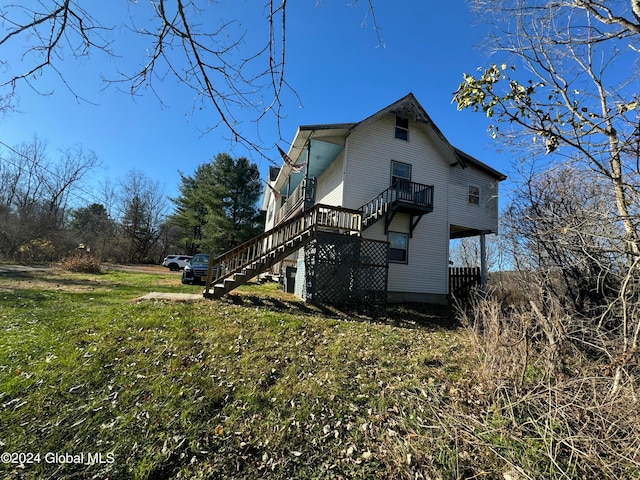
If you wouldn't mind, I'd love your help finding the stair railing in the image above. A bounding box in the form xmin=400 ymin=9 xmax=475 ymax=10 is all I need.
xmin=360 ymin=191 xmax=388 ymax=227
xmin=204 ymin=204 xmax=362 ymax=295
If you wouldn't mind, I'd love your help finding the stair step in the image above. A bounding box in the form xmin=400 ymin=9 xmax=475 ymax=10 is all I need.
xmin=203 ymin=223 xmax=321 ymax=299
xmin=213 ymin=285 xmax=226 ymax=298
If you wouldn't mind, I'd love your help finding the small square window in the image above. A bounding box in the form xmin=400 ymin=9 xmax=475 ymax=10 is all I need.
xmin=388 ymin=231 xmax=409 ymax=263
xmin=395 ymin=116 xmax=409 ymax=141
xmin=468 ymin=185 xmax=480 ymax=205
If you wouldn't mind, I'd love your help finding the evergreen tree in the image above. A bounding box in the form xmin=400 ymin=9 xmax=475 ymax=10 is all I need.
xmin=170 ymin=153 xmax=264 ymax=255
xmin=169 ymin=164 xmax=214 ymax=254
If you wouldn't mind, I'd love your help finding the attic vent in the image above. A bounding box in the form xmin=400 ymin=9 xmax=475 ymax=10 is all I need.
xmin=395 ymin=116 xmax=409 ymax=141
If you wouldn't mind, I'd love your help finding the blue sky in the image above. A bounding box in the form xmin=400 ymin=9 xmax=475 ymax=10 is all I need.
xmin=1 ymin=1 xmax=511 ymax=209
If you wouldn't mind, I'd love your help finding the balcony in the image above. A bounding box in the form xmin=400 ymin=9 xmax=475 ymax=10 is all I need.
xmin=387 ymin=180 xmax=434 ymax=214
xmin=360 ymin=181 xmax=434 ymax=236
xmin=273 ymin=177 xmax=317 ymax=225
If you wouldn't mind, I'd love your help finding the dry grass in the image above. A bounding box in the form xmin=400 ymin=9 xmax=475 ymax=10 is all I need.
xmin=456 ymin=293 xmax=640 ymax=478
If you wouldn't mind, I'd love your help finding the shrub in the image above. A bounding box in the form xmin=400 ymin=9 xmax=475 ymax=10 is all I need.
xmin=18 ymin=238 xmax=56 ymax=262
xmin=57 ymin=254 xmax=102 ymax=273
xmin=456 ymin=292 xmax=640 ymax=478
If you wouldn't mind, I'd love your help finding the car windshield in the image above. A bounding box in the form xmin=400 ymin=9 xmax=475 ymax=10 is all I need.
xmin=191 ymin=254 xmax=209 ymax=263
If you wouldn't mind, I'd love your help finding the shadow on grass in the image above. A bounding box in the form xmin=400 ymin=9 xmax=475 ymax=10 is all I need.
xmin=221 ymin=293 xmax=459 ymax=331
xmin=0 ymin=269 xmax=102 ymax=289
xmin=0 ymin=267 xmax=152 ymax=299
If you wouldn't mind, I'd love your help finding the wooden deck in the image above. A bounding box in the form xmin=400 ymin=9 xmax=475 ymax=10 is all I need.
xmin=208 ymin=181 xmax=434 ymax=300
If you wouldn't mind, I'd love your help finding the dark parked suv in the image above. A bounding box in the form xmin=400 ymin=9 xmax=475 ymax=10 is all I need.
xmin=181 ymin=253 xmax=211 ymax=285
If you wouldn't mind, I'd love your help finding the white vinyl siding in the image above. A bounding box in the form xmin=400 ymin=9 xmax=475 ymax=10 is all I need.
xmin=448 ymin=164 xmax=499 ymax=233
xmin=294 ymin=254 xmax=306 ymax=299
xmin=344 ymin=115 xmax=450 ymax=295
xmin=264 ymin=192 xmax=278 ymax=231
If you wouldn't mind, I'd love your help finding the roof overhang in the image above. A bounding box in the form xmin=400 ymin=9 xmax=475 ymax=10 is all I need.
xmin=272 ymin=124 xmax=351 ymax=194
xmin=264 ymin=93 xmax=507 ymax=209
xmin=453 ymin=147 xmax=507 ymax=181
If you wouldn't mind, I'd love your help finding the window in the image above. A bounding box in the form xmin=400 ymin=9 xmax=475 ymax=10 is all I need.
xmin=388 ymin=231 xmax=409 ymax=263
xmin=391 ymin=161 xmax=412 ymax=201
xmin=391 ymin=160 xmax=412 ymax=188
xmin=395 ymin=116 xmax=409 ymax=141
xmin=468 ymin=185 xmax=480 ymax=205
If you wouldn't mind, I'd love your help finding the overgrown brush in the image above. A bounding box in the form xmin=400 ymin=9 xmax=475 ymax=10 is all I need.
xmin=455 ymin=293 xmax=640 ymax=478
xmin=56 ymin=253 xmax=102 ymax=273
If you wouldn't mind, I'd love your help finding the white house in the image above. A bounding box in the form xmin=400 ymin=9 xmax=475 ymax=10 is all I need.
xmin=204 ymin=93 xmax=505 ymax=304
xmin=260 ymin=93 xmax=505 ymax=304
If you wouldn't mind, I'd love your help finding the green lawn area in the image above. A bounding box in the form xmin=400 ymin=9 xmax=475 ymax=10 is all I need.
xmin=0 ymin=267 xmax=497 ymax=479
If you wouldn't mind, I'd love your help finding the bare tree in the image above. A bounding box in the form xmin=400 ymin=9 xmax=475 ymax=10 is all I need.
xmin=450 ymin=235 xmax=501 ymax=270
xmin=0 ymin=138 xmax=99 ymax=258
xmin=504 ymin=164 xmax=624 ymax=312
xmin=454 ymin=0 xmax=640 ymax=391
xmin=0 ymin=1 xmax=382 ymax=153
xmin=115 ymin=169 xmax=169 ymax=263
xmin=455 ymin=0 xmax=640 ymax=252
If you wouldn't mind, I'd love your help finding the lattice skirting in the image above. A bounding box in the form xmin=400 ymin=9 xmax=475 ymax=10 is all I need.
xmin=304 ymin=232 xmax=388 ymax=304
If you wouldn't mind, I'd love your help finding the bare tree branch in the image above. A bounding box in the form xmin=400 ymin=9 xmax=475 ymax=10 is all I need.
xmin=574 ymin=0 xmax=640 ymax=34
xmin=0 ymin=1 xmax=381 ymax=158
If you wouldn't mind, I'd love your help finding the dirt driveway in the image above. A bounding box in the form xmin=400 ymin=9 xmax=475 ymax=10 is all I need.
xmin=0 ymin=264 xmax=51 ymax=274
xmin=0 ymin=263 xmax=175 ymax=275
xmin=103 ymin=264 xmax=173 ymax=274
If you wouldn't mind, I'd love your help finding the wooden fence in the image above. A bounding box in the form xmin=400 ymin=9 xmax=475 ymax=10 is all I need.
xmin=449 ymin=266 xmax=481 ymax=301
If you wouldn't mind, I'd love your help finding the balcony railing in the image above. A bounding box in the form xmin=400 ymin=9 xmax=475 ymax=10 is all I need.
xmin=361 ymin=180 xmax=434 ymax=228
xmin=388 ymin=180 xmax=434 ymax=207
xmin=273 ymin=177 xmax=317 ymax=226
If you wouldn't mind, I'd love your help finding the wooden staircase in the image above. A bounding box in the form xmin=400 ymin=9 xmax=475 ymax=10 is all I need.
xmin=203 ymin=182 xmax=434 ymax=299
xmin=203 ymin=204 xmax=362 ymax=299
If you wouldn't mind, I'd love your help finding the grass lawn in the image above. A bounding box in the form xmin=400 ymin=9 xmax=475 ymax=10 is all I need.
xmin=0 ymin=266 xmax=484 ymax=479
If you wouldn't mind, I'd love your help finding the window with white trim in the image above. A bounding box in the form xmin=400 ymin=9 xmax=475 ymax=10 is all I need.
xmin=391 ymin=160 xmax=411 ymax=188
xmin=395 ymin=116 xmax=409 ymax=141
xmin=468 ymin=185 xmax=480 ymax=205
xmin=388 ymin=231 xmax=409 ymax=263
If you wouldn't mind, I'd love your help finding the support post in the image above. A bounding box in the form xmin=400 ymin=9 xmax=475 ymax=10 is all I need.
xmin=480 ymin=232 xmax=487 ymax=297
xmin=303 ymin=140 xmax=312 ymax=212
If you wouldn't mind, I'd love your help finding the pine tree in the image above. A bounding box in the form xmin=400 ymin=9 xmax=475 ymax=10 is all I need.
xmin=169 ymin=153 xmax=264 ymax=255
